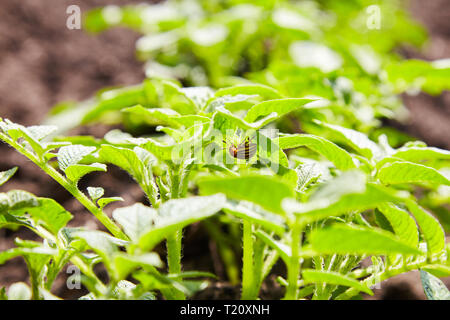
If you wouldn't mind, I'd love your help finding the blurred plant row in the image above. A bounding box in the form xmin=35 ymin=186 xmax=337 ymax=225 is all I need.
xmin=0 ymin=0 xmax=449 ymax=300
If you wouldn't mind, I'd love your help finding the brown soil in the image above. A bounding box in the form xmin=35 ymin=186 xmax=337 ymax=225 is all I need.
xmin=393 ymin=0 xmax=450 ymax=150
xmin=0 ymin=0 xmax=147 ymax=299
xmin=0 ymin=0 xmax=448 ymax=300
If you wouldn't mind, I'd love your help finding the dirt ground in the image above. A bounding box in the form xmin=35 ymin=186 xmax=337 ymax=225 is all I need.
xmin=0 ymin=0 xmax=448 ymax=299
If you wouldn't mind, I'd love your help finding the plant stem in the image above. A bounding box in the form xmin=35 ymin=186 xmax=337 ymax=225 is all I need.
xmin=0 ymin=132 xmax=128 ymax=240
xmin=23 ymin=223 xmax=107 ymax=297
xmin=284 ymin=221 xmax=303 ymax=300
xmin=167 ymin=166 xmax=182 ymax=276
xmin=166 ymin=231 xmax=185 ymax=300
xmin=165 ymin=166 xmax=185 ymax=300
xmin=46 ymin=165 xmax=127 ymax=240
xmin=241 ymin=220 xmax=257 ymax=300
xmin=261 ymin=250 xmax=279 ymax=283
xmin=167 ymin=231 xmax=182 ymax=274
xmin=70 ymin=255 xmax=107 ymax=296
xmin=44 ymin=165 xmax=125 ymax=239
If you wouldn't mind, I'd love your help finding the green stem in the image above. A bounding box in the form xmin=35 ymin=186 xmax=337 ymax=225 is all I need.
xmin=70 ymin=255 xmax=107 ymax=296
xmin=261 ymin=250 xmax=279 ymax=283
xmin=25 ymin=223 xmax=107 ymax=297
xmin=241 ymin=220 xmax=256 ymax=300
xmin=252 ymin=239 xmax=266 ymax=296
xmin=284 ymin=221 xmax=302 ymax=300
xmin=167 ymin=166 xmax=182 ymax=275
xmin=169 ymin=164 xmax=180 ymax=199
xmin=47 ymin=166 xmax=127 ymax=240
xmin=26 ymin=259 xmax=42 ymax=300
xmin=167 ymin=231 xmax=182 ymax=275
xmin=50 ymin=165 xmax=124 ymax=237
xmin=0 ymin=132 xmax=128 ymax=240
xmin=165 ymin=166 xmax=185 ymax=300
xmin=166 ymin=231 xmax=185 ymax=300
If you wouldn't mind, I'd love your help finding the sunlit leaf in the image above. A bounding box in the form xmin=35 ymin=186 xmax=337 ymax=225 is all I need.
xmin=224 ymin=201 xmax=286 ymax=235
xmin=99 ymin=145 xmax=159 ymax=206
xmin=9 ymin=198 xmax=72 ymax=234
xmin=315 ymin=121 xmax=383 ymax=159
xmin=138 ymin=194 xmax=226 ymax=251
xmin=244 ymin=98 xmax=314 ymax=123
xmin=65 ymin=163 xmax=107 ymax=182
xmin=198 ymin=175 xmax=294 ymax=214
xmin=295 ymin=163 xmax=323 ymax=193
xmin=57 ymin=145 xmax=96 ymax=171
xmin=72 ymin=230 xmax=128 ymax=270
xmin=87 ymin=187 xmax=105 ymax=202
xmin=309 ymin=224 xmax=421 ymax=255
xmin=391 ymin=146 xmax=450 ymax=162
xmin=112 ymin=203 xmax=157 ymax=242
xmin=214 ymin=84 xmax=282 ymax=100
xmin=98 ymin=197 xmax=124 ymax=210
xmin=406 ymin=201 xmax=445 ymax=257
xmin=0 ymin=190 xmax=39 ymax=213
xmin=284 ymin=171 xmax=404 ymax=223
xmin=0 ymin=167 xmax=18 ymax=187
xmin=211 ymin=106 xmax=278 ymax=133
xmin=114 ymin=253 xmax=164 ymax=280
xmin=378 ymin=161 xmax=450 ymax=186
xmin=290 ymin=41 xmax=342 ymax=73
xmin=302 ymin=269 xmax=373 ymax=295
xmin=377 ymin=203 xmax=419 ymax=248
xmin=277 ymin=134 xmax=356 ymax=170
xmin=123 ymin=105 xmax=209 ymax=128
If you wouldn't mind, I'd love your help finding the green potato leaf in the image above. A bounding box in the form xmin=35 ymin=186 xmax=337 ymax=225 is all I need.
xmin=378 ymin=161 xmax=450 ymax=186
xmin=0 ymin=167 xmax=18 ymax=187
xmin=406 ymin=201 xmax=445 ymax=257
xmin=244 ymin=98 xmax=315 ymax=123
xmin=309 ymin=224 xmax=422 ymax=255
xmin=198 ymin=175 xmax=295 ymax=214
xmin=302 ymin=269 xmax=373 ymax=295
xmin=138 ymin=194 xmax=226 ymax=251
xmin=277 ymin=134 xmax=356 ymax=170
xmin=377 ymin=203 xmax=419 ymax=248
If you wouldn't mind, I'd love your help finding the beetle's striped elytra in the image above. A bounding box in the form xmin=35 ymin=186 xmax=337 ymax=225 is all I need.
xmin=224 ymin=136 xmax=257 ymax=160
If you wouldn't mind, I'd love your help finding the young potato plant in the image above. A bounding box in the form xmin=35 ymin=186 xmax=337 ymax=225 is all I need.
xmin=1 ymin=77 xmax=449 ymax=300
xmin=75 ymin=0 xmax=450 ymax=137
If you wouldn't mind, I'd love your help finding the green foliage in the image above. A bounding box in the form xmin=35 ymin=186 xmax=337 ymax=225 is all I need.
xmin=309 ymin=224 xmax=421 ymax=255
xmin=126 ymin=194 xmax=226 ymax=251
xmin=301 ymin=269 xmax=373 ymax=296
xmin=276 ymin=134 xmax=356 ymax=170
xmin=378 ymin=161 xmax=450 ymax=186
xmin=376 ymin=203 xmax=419 ymax=248
xmin=1 ymin=0 xmax=449 ymax=300
xmin=199 ymin=175 xmax=294 ymax=214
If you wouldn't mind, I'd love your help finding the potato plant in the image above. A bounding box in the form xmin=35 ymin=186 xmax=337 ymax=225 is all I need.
xmin=78 ymin=0 xmax=449 ymax=134
xmin=0 ymin=0 xmax=449 ymax=300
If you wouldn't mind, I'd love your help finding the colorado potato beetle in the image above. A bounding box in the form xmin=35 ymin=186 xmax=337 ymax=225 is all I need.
xmin=224 ymin=136 xmax=257 ymax=160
